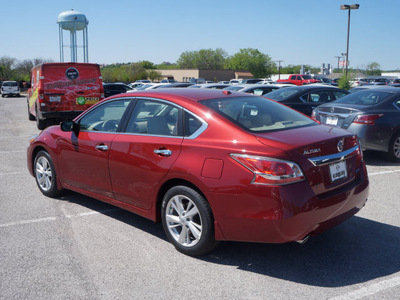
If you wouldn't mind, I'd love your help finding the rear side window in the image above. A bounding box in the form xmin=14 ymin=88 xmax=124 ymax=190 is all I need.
xmin=125 ymin=100 xmax=179 ymax=136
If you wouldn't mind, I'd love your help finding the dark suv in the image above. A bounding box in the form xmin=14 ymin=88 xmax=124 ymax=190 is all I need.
xmin=103 ymin=83 xmax=133 ymax=98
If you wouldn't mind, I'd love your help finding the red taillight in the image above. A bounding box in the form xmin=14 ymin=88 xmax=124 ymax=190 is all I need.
xmin=38 ymin=89 xmax=44 ymax=102
xmin=353 ymin=114 xmax=383 ymax=125
xmin=231 ymin=154 xmax=305 ymax=185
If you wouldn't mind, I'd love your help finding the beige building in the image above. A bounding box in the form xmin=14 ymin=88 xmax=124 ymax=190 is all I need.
xmin=157 ymin=69 xmax=253 ymax=82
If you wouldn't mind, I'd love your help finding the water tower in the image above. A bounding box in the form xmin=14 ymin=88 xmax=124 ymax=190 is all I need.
xmin=57 ymin=10 xmax=89 ymax=63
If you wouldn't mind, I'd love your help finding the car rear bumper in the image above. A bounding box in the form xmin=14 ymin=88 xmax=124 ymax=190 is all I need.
xmin=38 ymin=110 xmax=84 ymax=120
xmin=213 ymin=165 xmax=369 ymax=243
xmin=346 ymin=124 xmax=391 ymax=152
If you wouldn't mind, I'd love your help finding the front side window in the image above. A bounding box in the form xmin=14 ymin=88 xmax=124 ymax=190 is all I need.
xmin=125 ymin=99 xmax=179 ymax=136
xmin=201 ymin=96 xmax=316 ymax=133
xmin=79 ymin=99 xmax=131 ymax=132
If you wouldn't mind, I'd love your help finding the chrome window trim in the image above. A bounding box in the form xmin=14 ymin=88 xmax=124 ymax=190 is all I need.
xmin=308 ymin=145 xmax=359 ymax=166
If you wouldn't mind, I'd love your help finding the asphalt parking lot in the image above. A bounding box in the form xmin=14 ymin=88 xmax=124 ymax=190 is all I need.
xmin=1 ymin=96 xmax=399 ymax=300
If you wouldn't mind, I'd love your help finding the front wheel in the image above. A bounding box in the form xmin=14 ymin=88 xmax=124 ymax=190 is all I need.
xmin=386 ymin=132 xmax=400 ymax=162
xmin=34 ymin=150 xmax=63 ymax=197
xmin=161 ymin=186 xmax=216 ymax=256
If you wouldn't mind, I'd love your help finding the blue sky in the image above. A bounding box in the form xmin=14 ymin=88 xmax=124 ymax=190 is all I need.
xmin=1 ymin=0 xmax=398 ymax=70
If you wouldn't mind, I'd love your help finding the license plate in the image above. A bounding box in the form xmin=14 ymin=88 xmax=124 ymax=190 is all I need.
xmin=326 ymin=117 xmax=338 ymax=126
xmin=329 ymin=160 xmax=347 ymax=182
xmin=49 ymin=96 xmax=61 ymax=102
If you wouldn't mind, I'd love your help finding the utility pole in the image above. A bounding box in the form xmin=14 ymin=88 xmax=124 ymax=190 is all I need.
xmin=275 ymin=60 xmax=283 ymax=80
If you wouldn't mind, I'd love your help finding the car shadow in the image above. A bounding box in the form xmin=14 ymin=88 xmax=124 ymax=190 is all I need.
xmin=203 ymin=216 xmax=400 ymax=287
xmin=57 ymin=191 xmax=400 ymax=288
xmin=363 ymin=150 xmax=399 ymax=166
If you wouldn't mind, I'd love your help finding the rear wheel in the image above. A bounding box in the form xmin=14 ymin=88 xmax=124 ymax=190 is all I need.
xmin=35 ymin=107 xmax=47 ymax=130
xmin=386 ymin=132 xmax=400 ymax=162
xmin=161 ymin=186 xmax=216 ymax=256
xmin=34 ymin=150 xmax=63 ymax=197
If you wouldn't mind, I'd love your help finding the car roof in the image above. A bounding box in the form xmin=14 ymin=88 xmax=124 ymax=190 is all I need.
xmin=109 ymin=87 xmax=254 ymax=103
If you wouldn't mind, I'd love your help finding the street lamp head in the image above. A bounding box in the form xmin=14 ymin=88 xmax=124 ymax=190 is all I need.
xmin=341 ymin=4 xmax=360 ymax=10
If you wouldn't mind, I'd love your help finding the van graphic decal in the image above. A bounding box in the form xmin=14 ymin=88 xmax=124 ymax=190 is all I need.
xmin=65 ymin=68 xmax=79 ymax=80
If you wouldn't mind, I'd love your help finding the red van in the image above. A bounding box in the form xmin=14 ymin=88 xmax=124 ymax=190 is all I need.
xmin=27 ymin=63 xmax=104 ymax=129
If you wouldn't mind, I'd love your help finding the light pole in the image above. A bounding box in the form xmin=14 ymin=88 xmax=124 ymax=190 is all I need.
xmin=275 ymin=60 xmax=283 ymax=79
xmin=340 ymin=4 xmax=359 ymax=78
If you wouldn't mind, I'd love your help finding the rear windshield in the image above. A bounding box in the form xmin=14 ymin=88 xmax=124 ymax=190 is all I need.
xmin=334 ymin=90 xmax=393 ymax=105
xmin=200 ymin=96 xmax=316 ymax=133
xmin=263 ymin=87 xmax=301 ymax=100
xmin=2 ymin=82 xmax=18 ymax=86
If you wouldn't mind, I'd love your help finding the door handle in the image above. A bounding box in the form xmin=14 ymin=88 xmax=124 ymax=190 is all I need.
xmin=95 ymin=144 xmax=109 ymax=151
xmin=154 ymin=149 xmax=172 ymax=156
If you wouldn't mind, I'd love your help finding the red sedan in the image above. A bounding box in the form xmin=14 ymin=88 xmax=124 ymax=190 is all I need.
xmin=27 ymin=89 xmax=369 ymax=256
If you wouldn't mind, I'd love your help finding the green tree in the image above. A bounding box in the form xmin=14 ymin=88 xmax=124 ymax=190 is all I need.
xmin=365 ymin=62 xmax=381 ymax=76
xmin=177 ymin=48 xmax=228 ymax=70
xmin=227 ymin=48 xmax=275 ymax=78
xmin=140 ymin=60 xmax=156 ymax=69
xmin=338 ymin=74 xmax=353 ymax=90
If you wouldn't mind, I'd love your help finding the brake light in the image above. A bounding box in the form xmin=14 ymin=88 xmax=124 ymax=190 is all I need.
xmin=353 ymin=114 xmax=383 ymax=125
xmin=38 ymin=89 xmax=44 ymax=102
xmin=231 ymin=154 xmax=305 ymax=185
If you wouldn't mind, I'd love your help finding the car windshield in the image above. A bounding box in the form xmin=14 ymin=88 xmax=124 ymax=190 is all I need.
xmin=263 ymin=87 xmax=301 ymax=100
xmin=3 ymin=82 xmax=18 ymax=86
xmin=200 ymin=96 xmax=316 ymax=133
xmin=334 ymin=90 xmax=392 ymax=105
xmin=302 ymin=75 xmax=312 ymax=79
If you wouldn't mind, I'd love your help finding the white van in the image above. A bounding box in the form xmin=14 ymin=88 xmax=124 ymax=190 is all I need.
xmin=1 ymin=81 xmax=20 ymax=97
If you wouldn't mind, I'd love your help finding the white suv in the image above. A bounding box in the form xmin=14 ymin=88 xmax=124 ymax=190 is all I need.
xmin=1 ymin=81 xmax=20 ymax=97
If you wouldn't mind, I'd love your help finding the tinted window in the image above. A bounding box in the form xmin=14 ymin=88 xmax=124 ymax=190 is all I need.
xmin=125 ymin=100 xmax=179 ymax=136
xmin=308 ymin=91 xmax=331 ymax=103
xmin=334 ymin=90 xmax=393 ymax=105
xmin=333 ymin=91 xmax=348 ymax=99
xmin=200 ymin=96 xmax=315 ymax=133
xmin=184 ymin=112 xmax=202 ymax=136
xmin=79 ymin=99 xmax=131 ymax=132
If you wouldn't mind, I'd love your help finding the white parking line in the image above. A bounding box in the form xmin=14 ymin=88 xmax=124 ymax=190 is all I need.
xmin=0 ymin=208 xmax=121 ymax=228
xmin=329 ymin=276 xmax=400 ymax=300
xmin=0 ymin=217 xmax=57 ymax=228
xmin=368 ymin=169 xmax=400 ymax=176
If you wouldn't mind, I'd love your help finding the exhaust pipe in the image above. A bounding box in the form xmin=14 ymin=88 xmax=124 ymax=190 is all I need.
xmin=296 ymin=235 xmax=310 ymax=244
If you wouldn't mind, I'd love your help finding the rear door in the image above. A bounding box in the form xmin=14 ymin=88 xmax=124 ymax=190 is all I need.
xmin=43 ymin=63 xmax=102 ymax=113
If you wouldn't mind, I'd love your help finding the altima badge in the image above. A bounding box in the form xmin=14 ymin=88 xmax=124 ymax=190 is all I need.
xmin=303 ymin=148 xmax=321 ymax=155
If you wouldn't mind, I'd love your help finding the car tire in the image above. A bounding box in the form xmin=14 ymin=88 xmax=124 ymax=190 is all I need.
xmin=161 ymin=185 xmax=216 ymax=256
xmin=34 ymin=150 xmax=63 ymax=197
xmin=28 ymin=101 xmax=35 ymax=121
xmin=386 ymin=131 xmax=400 ymax=162
xmin=35 ymin=107 xmax=47 ymax=130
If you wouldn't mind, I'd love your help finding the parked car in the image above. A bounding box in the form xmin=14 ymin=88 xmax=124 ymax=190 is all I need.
xmin=103 ymin=83 xmax=133 ymax=97
xmin=28 ymin=89 xmax=369 ymax=256
xmin=161 ymin=79 xmax=176 ymax=83
xmin=265 ymin=85 xmax=349 ymax=116
xmin=1 ymin=81 xmax=20 ymax=97
xmin=223 ymin=84 xmax=282 ymax=96
xmin=189 ymin=83 xmax=231 ymax=89
xmin=27 ymin=63 xmax=104 ymax=130
xmin=238 ymin=79 xmax=263 ymax=84
xmin=276 ymin=74 xmax=320 ymax=85
xmin=312 ymin=87 xmax=400 ymax=161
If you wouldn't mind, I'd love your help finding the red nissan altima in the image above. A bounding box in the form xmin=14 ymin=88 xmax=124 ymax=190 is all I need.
xmin=27 ymin=89 xmax=369 ymax=255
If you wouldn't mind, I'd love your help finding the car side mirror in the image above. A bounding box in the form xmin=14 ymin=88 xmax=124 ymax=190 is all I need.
xmin=60 ymin=121 xmax=79 ymax=133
